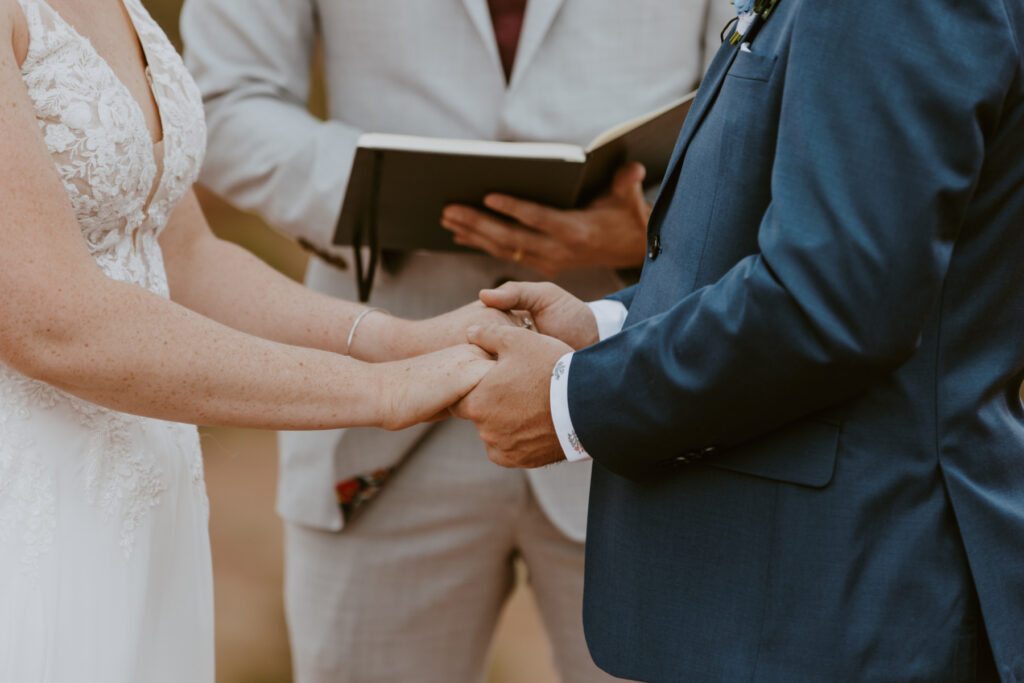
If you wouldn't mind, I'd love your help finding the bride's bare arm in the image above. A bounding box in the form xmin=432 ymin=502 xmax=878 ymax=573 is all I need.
xmin=157 ymin=191 xmax=510 ymax=362
xmin=0 ymin=25 xmax=491 ymax=431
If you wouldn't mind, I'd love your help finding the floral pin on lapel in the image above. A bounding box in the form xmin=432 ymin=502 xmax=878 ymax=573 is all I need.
xmin=726 ymin=0 xmax=780 ymax=46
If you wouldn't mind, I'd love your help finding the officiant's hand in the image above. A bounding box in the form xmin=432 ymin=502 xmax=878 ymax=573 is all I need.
xmin=440 ymin=163 xmax=650 ymax=277
xmin=479 ymin=281 xmax=598 ymax=350
xmin=453 ymin=324 xmax=569 ymax=468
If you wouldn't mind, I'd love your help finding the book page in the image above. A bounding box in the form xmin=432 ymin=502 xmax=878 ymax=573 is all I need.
xmin=585 ymin=91 xmax=697 ymax=152
xmin=357 ymin=133 xmax=587 ymax=163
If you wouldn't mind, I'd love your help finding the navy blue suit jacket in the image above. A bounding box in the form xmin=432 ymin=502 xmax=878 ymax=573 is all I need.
xmin=569 ymin=1 xmax=1024 ymax=681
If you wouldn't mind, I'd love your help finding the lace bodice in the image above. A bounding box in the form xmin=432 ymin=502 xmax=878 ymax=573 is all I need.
xmin=0 ymin=0 xmax=208 ymax=562
xmin=16 ymin=0 xmax=205 ymax=288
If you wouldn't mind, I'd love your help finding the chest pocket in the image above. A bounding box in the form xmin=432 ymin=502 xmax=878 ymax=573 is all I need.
xmin=719 ymin=49 xmax=779 ymax=159
xmin=726 ymin=49 xmax=778 ymax=82
xmin=687 ymin=48 xmax=783 ymax=287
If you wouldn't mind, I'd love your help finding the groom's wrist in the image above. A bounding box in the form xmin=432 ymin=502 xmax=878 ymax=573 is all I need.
xmin=587 ymin=299 xmax=628 ymax=342
xmin=549 ymin=351 xmax=592 ymax=462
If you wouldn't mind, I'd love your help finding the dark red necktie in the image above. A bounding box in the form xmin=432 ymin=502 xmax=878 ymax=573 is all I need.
xmin=488 ymin=0 xmax=528 ymax=82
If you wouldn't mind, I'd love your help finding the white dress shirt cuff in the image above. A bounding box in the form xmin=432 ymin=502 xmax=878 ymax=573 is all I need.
xmin=549 ymin=352 xmax=592 ymax=462
xmin=588 ymin=300 xmax=628 ymax=341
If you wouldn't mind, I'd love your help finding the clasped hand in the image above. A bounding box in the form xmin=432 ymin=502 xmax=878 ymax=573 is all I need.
xmin=452 ymin=282 xmax=599 ymax=469
xmin=394 ymin=283 xmax=597 ymax=467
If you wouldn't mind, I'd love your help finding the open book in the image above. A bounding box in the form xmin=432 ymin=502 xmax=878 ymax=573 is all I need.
xmin=333 ymin=90 xmax=695 ymax=253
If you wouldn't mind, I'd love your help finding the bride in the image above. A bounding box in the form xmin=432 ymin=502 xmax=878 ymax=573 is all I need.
xmin=0 ymin=0 xmax=501 ymax=680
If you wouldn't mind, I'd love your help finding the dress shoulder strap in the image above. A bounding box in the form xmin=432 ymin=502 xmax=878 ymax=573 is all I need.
xmin=13 ymin=0 xmax=46 ymax=18
xmin=11 ymin=0 xmax=81 ymax=71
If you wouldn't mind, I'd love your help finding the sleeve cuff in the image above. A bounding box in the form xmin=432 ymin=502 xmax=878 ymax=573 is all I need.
xmin=549 ymin=352 xmax=592 ymax=463
xmin=588 ymin=299 xmax=628 ymax=341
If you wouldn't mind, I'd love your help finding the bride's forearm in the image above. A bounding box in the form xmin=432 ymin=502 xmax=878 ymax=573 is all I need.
xmin=159 ymin=192 xmax=412 ymax=362
xmin=18 ymin=273 xmax=437 ymax=430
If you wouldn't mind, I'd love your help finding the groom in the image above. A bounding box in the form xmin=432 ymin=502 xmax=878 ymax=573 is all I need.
xmin=459 ymin=0 xmax=1024 ymax=680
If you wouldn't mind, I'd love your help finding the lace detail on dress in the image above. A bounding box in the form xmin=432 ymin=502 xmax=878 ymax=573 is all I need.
xmin=1 ymin=0 xmax=208 ymax=558
xmin=0 ymin=448 xmax=57 ymax=574
xmin=78 ymin=405 xmax=168 ymax=558
xmin=15 ymin=0 xmax=206 ymax=281
xmin=124 ymin=0 xmax=207 ymax=234
xmin=174 ymin=420 xmax=210 ymax=519
xmin=0 ymin=381 xmax=57 ymax=574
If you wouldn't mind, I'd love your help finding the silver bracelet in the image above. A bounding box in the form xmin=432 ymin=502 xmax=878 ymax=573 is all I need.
xmin=345 ymin=307 xmax=390 ymax=356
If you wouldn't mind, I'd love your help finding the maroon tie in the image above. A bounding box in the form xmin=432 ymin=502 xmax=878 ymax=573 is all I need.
xmin=488 ymin=0 xmax=528 ymax=82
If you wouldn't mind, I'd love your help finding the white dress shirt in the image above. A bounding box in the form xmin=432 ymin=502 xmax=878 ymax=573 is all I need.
xmin=550 ymin=299 xmax=629 ymax=462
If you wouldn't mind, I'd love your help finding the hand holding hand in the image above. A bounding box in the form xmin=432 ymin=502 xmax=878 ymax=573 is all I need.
xmin=479 ymin=281 xmax=598 ymax=350
xmin=359 ymin=301 xmax=525 ymax=360
xmin=453 ymin=324 xmax=571 ymax=468
xmin=441 ymin=163 xmax=650 ymax=277
xmin=380 ymin=343 xmax=494 ymax=430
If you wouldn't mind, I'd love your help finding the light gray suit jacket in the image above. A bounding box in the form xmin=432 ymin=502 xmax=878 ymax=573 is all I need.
xmin=181 ymin=0 xmax=730 ymax=539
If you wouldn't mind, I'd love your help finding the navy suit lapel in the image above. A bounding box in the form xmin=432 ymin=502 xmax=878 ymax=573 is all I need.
xmin=648 ymin=42 xmax=743 ymax=233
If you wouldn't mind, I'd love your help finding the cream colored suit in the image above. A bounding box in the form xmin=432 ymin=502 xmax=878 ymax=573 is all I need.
xmin=182 ymin=0 xmax=729 ymax=680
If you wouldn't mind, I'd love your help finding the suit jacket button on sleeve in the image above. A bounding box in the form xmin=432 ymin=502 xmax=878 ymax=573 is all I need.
xmin=701 ymin=446 xmax=718 ymax=458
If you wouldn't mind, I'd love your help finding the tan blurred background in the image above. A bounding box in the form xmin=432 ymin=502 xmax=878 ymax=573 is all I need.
xmin=142 ymin=2 xmax=562 ymax=681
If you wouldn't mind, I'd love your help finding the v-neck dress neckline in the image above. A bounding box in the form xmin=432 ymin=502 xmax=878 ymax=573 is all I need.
xmin=30 ymin=0 xmax=167 ymax=211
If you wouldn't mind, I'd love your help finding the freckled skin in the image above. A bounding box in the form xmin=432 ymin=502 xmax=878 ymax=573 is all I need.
xmin=0 ymin=0 xmax=501 ymax=432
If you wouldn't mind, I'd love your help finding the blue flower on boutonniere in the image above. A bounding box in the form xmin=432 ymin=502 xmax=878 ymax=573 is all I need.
xmin=728 ymin=0 xmax=780 ymax=45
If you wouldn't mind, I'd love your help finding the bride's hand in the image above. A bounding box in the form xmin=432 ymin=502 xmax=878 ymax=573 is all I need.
xmin=392 ymin=301 xmax=527 ymax=359
xmin=378 ymin=343 xmax=494 ymax=431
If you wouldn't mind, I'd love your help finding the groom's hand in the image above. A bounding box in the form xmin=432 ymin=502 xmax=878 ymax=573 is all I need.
xmin=454 ymin=324 xmax=571 ymax=468
xmin=479 ymin=282 xmax=598 ymax=350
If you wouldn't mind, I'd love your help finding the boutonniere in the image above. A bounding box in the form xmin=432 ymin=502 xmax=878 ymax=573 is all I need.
xmin=726 ymin=0 xmax=780 ymax=46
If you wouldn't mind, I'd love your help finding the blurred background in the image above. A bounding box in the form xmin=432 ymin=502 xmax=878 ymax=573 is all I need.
xmin=142 ymin=2 xmax=560 ymax=681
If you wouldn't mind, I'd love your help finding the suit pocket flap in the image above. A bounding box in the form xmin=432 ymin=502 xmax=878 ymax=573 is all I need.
xmin=726 ymin=52 xmax=777 ymax=82
xmin=706 ymin=418 xmax=840 ymax=488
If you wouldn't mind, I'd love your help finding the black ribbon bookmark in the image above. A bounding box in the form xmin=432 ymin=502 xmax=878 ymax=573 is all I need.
xmin=351 ymin=150 xmax=384 ymax=303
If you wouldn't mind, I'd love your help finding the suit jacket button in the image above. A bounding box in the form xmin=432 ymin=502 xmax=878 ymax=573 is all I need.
xmin=674 ymin=453 xmax=691 ymax=464
xmin=702 ymin=446 xmax=718 ymax=458
xmin=648 ymin=235 xmax=662 ymax=261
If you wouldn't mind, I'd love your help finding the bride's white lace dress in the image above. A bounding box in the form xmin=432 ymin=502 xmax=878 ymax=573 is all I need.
xmin=0 ymin=1 xmax=213 ymax=681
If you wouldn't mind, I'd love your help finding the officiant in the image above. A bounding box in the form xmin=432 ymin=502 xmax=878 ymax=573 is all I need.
xmin=180 ymin=0 xmax=732 ymax=680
